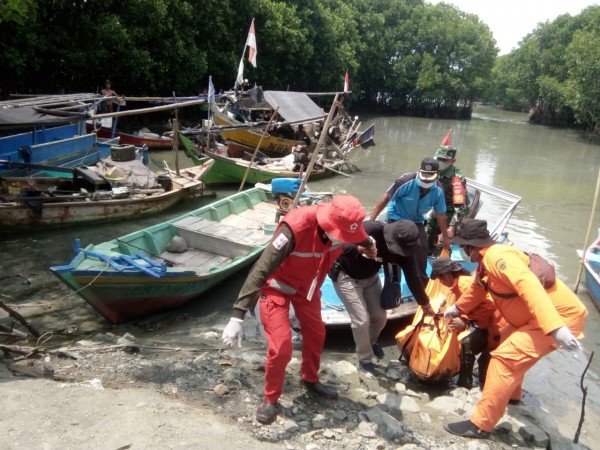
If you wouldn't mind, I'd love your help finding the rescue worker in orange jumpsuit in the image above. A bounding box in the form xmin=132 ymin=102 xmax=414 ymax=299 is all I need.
xmin=430 ymin=256 xmax=503 ymax=389
xmin=221 ymin=195 xmax=377 ymax=424
xmin=442 ymin=219 xmax=588 ymax=439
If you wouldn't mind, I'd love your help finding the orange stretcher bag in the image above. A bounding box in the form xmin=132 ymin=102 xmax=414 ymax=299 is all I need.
xmin=395 ymin=280 xmax=464 ymax=383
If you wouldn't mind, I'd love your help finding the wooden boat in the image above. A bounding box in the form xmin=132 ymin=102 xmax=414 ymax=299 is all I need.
xmin=179 ymin=133 xmax=354 ymax=186
xmin=0 ymin=157 xmax=214 ymax=233
xmin=89 ymin=125 xmax=174 ymax=149
xmin=320 ymin=179 xmax=522 ymax=326
xmin=49 ymin=187 xmax=280 ymax=324
xmin=578 ymin=229 xmax=600 ymax=313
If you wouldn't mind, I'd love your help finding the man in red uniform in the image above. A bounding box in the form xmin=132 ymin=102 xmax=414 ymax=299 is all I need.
xmin=221 ymin=195 xmax=376 ymax=424
xmin=443 ymin=219 xmax=588 ymax=439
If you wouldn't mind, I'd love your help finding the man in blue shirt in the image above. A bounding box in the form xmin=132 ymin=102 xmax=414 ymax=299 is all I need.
xmin=369 ymin=157 xmax=449 ymax=283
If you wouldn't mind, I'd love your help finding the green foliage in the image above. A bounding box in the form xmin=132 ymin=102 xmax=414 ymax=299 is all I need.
xmin=489 ymin=5 xmax=600 ymax=129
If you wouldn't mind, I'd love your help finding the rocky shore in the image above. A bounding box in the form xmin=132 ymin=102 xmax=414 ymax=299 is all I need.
xmin=0 ymin=311 xmax=593 ymax=450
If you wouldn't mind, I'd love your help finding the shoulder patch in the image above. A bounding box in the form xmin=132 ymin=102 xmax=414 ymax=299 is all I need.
xmin=271 ymin=233 xmax=289 ymax=251
xmin=496 ymin=259 xmax=507 ymax=272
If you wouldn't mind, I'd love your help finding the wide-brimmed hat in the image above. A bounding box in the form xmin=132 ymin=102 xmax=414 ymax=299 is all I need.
xmin=418 ymin=157 xmax=439 ymax=181
xmin=451 ymin=219 xmax=496 ymax=247
xmin=430 ymin=256 xmax=469 ymax=279
xmin=435 ymin=145 xmax=457 ymax=160
xmin=383 ymin=220 xmax=419 ymax=256
xmin=316 ymin=195 xmax=368 ymax=243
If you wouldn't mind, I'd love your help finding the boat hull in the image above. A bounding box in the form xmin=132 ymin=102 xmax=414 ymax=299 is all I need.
xmin=91 ymin=126 xmax=174 ymax=149
xmin=50 ymin=187 xmax=278 ymax=323
xmin=583 ymin=235 xmax=600 ymax=313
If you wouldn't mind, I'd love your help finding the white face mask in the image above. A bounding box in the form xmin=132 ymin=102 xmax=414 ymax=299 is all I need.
xmin=438 ymin=161 xmax=451 ymax=171
xmin=461 ymin=246 xmax=476 ymax=264
xmin=416 ymin=177 xmax=435 ymax=189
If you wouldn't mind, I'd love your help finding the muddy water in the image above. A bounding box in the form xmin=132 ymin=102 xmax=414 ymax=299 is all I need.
xmin=1 ymin=106 xmax=599 ymax=445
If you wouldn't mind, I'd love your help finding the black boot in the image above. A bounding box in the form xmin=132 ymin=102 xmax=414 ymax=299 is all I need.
xmin=302 ymin=380 xmax=338 ymax=399
xmin=457 ymin=342 xmax=475 ymax=389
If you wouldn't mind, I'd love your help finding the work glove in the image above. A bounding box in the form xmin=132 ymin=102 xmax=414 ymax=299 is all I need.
xmin=443 ymin=304 xmax=461 ymax=319
xmin=551 ymin=326 xmax=581 ymax=352
xmin=222 ymin=318 xmax=244 ymax=347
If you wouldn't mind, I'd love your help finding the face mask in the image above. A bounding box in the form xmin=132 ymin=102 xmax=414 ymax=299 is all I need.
xmin=462 ymin=246 xmax=476 ymax=264
xmin=438 ymin=161 xmax=450 ymax=171
xmin=325 ymin=232 xmax=342 ymax=245
xmin=416 ymin=178 xmax=435 ymax=189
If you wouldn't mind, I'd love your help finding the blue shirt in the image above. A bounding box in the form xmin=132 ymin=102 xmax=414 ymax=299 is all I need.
xmin=386 ymin=177 xmax=446 ymax=223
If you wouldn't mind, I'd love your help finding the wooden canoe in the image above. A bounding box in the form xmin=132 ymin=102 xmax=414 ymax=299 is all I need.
xmin=49 ymin=187 xmax=279 ymax=324
xmin=0 ymin=160 xmax=214 ymax=233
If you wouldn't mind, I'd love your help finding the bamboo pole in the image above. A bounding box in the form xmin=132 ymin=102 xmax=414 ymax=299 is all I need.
xmin=172 ymin=92 xmax=180 ymax=177
xmin=89 ymin=98 xmax=206 ymax=120
xmin=238 ymin=107 xmax=279 ymax=192
xmin=574 ymin=166 xmax=600 ymax=293
xmin=291 ymin=93 xmax=340 ymax=209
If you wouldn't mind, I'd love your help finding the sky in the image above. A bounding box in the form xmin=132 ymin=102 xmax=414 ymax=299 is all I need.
xmin=428 ymin=0 xmax=600 ymax=54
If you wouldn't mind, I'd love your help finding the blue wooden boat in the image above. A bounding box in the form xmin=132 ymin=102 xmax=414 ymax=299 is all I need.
xmin=0 ymin=95 xmax=118 ymax=176
xmin=50 ymin=187 xmax=280 ymax=324
xmin=580 ymin=230 xmax=600 ymax=313
xmin=320 ymin=179 xmax=522 ymax=326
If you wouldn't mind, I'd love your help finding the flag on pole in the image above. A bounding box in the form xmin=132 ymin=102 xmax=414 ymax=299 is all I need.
xmin=208 ymin=76 xmax=215 ymax=103
xmin=344 ymin=70 xmax=349 ymax=93
xmin=246 ymin=18 xmax=257 ymax=67
xmin=440 ymin=128 xmax=452 ymax=146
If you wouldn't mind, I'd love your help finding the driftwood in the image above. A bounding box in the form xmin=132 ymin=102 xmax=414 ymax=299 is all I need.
xmin=574 ymin=351 xmax=595 ymax=444
xmin=0 ymin=297 xmax=40 ymax=337
xmin=0 ymin=323 xmax=28 ymax=339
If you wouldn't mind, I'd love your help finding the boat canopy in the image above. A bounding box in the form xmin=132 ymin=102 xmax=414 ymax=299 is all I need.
xmin=0 ymin=106 xmax=82 ymax=128
xmin=259 ymin=91 xmax=326 ymax=123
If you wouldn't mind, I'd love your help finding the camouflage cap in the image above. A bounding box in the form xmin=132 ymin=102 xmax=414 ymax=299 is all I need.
xmin=435 ymin=145 xmax=457 ymax=160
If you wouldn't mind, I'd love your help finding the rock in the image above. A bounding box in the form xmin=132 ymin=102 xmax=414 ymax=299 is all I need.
xmin=425 ymin=395 xmax=467 ymax=415
xmin=166 ymin=235 xmax=187 ymax=252
xmin=394 ymin=382 xmax=407 ymax=395
xmin=385 ymin=360 xmax=411 ymax=381
xmin=364 ymin=406 xmax=405 ymax=441
xmin=213 ymin=383 xmax=229 ymax=395
xmin=357 ymin=421 xmax=377 ymax=438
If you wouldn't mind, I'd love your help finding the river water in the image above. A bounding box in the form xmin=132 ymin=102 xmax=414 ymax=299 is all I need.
xmin=1 ymin=105 xmax=599 ymax=445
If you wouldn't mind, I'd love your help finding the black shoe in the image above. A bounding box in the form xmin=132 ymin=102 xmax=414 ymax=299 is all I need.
xmin=302 ymin=380 xmax=338 ymax=399
xmin=359 ymin=361 xmax=376 ymax=374
xmin=372 ymin=342 xmax=385 ymax=359
xmin=256 ymin=402 xmax=278 ymax=424
xmin=444 ymin=420 xmax=490 ymax=439
xmin=508 ymin=399 xmax=522 ymax=405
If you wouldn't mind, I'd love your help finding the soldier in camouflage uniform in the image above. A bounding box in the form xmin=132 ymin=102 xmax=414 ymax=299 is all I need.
xmin=426 ymin=145 xmax=470 ymax=255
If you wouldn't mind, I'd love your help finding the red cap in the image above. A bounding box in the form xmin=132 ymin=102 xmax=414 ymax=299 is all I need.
xmin=316 ymin=195 xmax=368 ymax=243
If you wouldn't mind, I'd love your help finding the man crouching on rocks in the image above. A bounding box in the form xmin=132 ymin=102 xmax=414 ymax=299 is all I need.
xmin=222 ymin=195 xmax=377 ymax=424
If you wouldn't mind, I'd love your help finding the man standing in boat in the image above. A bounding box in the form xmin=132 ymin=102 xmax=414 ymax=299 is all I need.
xmin=369 ymin=157 xmax=450 ymax=284
xmin=100 ymin=79 xmax=119 ymax=113
xmin=221 ymin=195 xmax=377 ymax=424
xmin=427 ymin=145 xmax=470 ymax=255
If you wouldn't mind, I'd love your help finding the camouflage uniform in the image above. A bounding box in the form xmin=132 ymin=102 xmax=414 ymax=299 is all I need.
xmin=427 ymin=146 xmax=470 ymax=254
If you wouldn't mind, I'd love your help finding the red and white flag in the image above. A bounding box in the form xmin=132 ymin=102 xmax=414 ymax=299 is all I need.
xmin=344 ymin=70 xmax=349 ymax=92
xmin=440 ymin=128 xmax=452 ymax=146
xmin=246 ymin=18 xmax=257 ymax=67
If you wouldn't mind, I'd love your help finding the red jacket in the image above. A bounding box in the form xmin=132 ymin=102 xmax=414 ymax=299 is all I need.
xmin=266 ymin=206 xmax=343 ymax=301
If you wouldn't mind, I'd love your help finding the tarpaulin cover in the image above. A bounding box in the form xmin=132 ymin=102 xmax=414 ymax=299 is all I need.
xmin=0 ymin=107 xmax=83 ymax=128
xmin=262 ymin=91 xmax=326 ymax=123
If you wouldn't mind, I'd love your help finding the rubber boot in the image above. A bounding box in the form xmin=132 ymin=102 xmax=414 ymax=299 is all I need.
xmin=477 ymin=350 xmax=491 ymax=389
xmin=457 ymin=344 xmax=475 ymax=389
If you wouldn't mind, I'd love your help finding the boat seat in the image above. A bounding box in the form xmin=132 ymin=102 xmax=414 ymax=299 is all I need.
xmin=74 ymin=166 xmax=109 ymax=186
xmin=173 ymin=216 xmax=271 ymax=258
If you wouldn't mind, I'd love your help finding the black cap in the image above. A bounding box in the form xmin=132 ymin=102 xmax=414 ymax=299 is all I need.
xmin=419 ymin=157 xmax=439 ymax=181
xmin=383 ymin=220 xmax=419 ymax=256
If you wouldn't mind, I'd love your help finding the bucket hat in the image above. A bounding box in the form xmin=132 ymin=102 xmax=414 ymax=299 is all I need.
xmin=418 ymin=157 xmax=439 ymax=181
xmin=383 ymin=220 xmax=419 ymax=256
xmin=316 ymin=195 xmax=368 ymax=243
xmin=451 ymin=219 xmax=496 ymax=247
xmin=430 ymin=256 xmax=469 ymax=279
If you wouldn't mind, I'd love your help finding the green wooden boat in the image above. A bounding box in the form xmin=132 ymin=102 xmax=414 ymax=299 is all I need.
xmin=179 ymin=133 xmax=352 ymax=186
xmin=50 ymin=187 xmax=279 ymax=324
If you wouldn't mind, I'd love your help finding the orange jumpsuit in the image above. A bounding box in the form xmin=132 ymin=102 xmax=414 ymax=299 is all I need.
xmin=455 ymin=244 xmax=588 ymax=432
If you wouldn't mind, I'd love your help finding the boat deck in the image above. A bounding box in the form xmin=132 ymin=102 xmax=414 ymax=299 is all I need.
xmin=159 ymin=200 xmax=278 ymax=273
